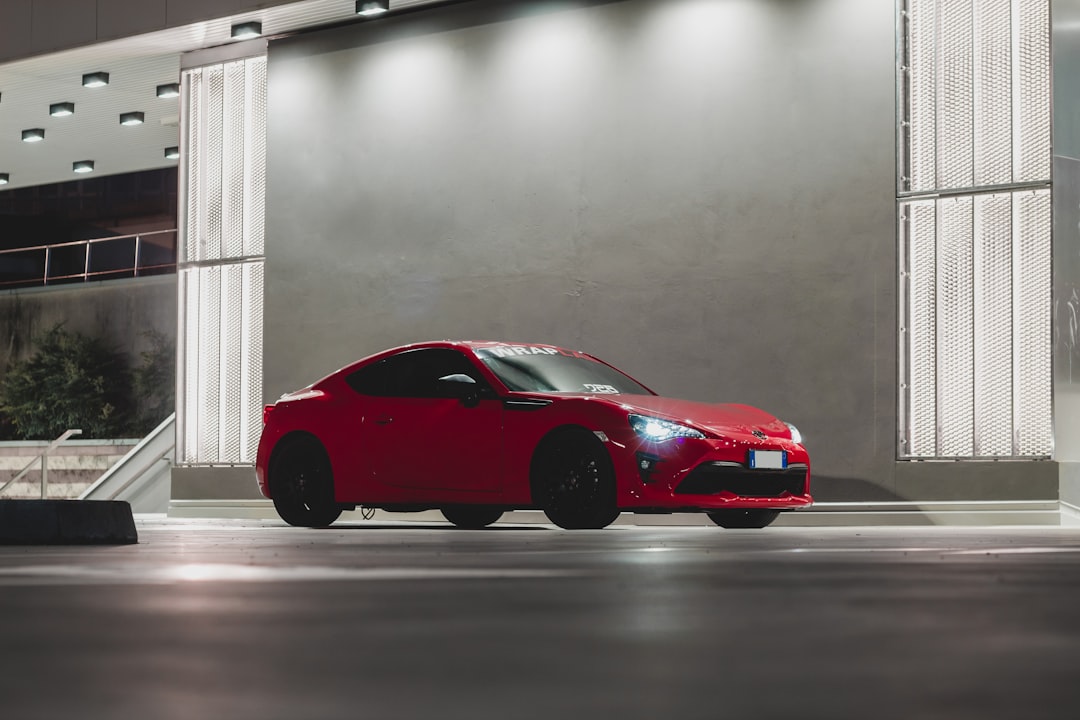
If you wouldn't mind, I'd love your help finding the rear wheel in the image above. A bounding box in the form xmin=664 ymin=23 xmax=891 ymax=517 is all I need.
xmin=706 ymin=509 xmax=780 ymax=529
xmin=269 ymin=437 xmax=342 ymax=528
xmin=441 ymin=506 xmax=504 ymax=529
xmin=533 ymin=429 xmax=619 ymax=530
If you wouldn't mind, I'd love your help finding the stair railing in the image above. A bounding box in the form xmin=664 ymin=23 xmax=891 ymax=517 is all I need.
xmin=0 ymin=429 xmax=83 ymax=499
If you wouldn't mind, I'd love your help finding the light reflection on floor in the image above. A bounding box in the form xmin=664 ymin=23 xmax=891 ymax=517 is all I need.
xmin=0 ymin=563 xmax=577 ymax=586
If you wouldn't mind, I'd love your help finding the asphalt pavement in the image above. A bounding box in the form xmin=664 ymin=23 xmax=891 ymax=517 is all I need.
xmin=1 ymin=517 xmax=1079 ymax=719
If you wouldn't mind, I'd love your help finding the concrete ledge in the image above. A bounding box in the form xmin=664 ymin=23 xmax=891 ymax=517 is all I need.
xmin=0 ymin=500 xmax=138 ymax=545
xmin=169 ymin=499 xmax=1065 ymax=526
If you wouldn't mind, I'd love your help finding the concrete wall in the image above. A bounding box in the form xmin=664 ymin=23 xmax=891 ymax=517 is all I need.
xmin=0 ymin=0 xmax=301 ymax=63
xmin=1054 ymin=0 xmax=1080 ymax=505
xmin=263 ymin=0 xmax=903 ymax=501
xmin=256 ymin=0 xmax=1062 ymax=504
xmin=0 ymin=275 xmax=177 ymax=375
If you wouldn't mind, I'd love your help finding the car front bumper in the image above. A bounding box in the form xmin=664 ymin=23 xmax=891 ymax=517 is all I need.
xmin=611 ymin=433 xmax=813 ymax=511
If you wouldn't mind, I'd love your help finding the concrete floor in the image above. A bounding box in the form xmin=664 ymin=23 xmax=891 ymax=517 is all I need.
xmin=1 ymin=520 xmax=1080 ymax=719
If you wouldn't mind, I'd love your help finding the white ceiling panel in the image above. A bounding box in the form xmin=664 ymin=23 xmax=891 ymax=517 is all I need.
xmin=0 ymin=0 xmax=451 ymax=191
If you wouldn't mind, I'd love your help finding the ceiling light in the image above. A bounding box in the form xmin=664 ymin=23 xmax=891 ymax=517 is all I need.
xmin=356 ymin=1 xmax=390 ymax=16
xmin=0 ymin=173 xmax=9 ymax=185
xmin=50 ymin=102 xmax=75 ymax=117
xmin=156 ymin=83 xmax=180 ymax=99
xmin=73 ymin=160 xmax=95 ymax=174
xmin=165 ymin=146 xmax=180 ymax=160
xmin=82 ymin=71 xmax=110 ymax=88
xmin=231 ymin=21 xmax=262 ymax=40
xmin=21 ymin=128 xmax=45 ymax=142
xmin=120 ymin=111 xmax=145 ymax=126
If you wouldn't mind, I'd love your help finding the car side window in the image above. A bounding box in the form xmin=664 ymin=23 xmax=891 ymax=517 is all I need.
xmin=346 ymin=349 xmax=491 ymax=398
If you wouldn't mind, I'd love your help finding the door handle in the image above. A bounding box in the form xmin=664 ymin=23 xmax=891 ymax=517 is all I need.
xmin=374 ymin=416 xmax=393 ymax=425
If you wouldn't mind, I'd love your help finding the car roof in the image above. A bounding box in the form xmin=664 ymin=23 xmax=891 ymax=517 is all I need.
xmin=317 ymin=340 xmax=594 ymax=384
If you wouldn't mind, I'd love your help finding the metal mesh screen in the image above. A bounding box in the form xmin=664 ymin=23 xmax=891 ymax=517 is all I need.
xmin=899 ymin=0 xmax=1050 ymax=460
xmin=973 ymin=194 xmax=1013 ymax=456
xmin=178 ymin=55 xmax=267 ymax=465
xmin=937 ymin=197 xmax=975 ymax=456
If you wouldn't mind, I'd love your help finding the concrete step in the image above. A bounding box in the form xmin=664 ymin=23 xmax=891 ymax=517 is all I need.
xmin=0 ymin=440 xmax=138 ymax=499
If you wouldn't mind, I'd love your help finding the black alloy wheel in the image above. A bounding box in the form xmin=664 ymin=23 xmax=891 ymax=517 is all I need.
xmin=269 ymin=437 xmax=342 ymax=528
xmin=534 ymin=429 xmax=619 ymax=530
xmin=441 ymin=505 xmax=505 ymax=529
xmin=706 ymin=509 xmax=780 ymax=529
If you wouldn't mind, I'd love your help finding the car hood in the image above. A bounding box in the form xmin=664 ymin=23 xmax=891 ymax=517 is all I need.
xmin=610 ymin=394 xmax=789 ymax=438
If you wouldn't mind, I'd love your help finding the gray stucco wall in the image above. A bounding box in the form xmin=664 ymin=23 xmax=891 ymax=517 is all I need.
xmin=264 ymin=0 xmax=901 ymax=501
xmin=0 ymin=275 xmax=177 ymax=375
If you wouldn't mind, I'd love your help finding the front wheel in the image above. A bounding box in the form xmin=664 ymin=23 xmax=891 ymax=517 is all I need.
xmin=533 ymin=430 xmax=619 ymax=530
xmin=269 ymin=437 xmax=342 ymax=528
xmin=706 ymin=509 xmax=780 ymax=529
xmin=441 ymin=506 xmax=504 ymax=529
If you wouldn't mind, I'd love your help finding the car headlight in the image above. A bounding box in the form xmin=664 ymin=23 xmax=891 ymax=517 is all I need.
xmin=629 ymin=414 xmax=705 ymax=441
xmin=784 ymin=422 xmax=803 ymax=444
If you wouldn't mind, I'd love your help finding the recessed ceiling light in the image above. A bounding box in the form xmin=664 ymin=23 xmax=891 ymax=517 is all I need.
xmin=119 ymin=111 xmax=145 ymax=126
xmin=82 ymin=71 xmax=110 ymax=88
xmin=50 ymin=102 xmax=75 ymax=117
xmin=0 ymin=173 xmax=9 ymax=185
xmin=73 ymin=160 xmax=95 ymax=174
xmin=165 ymin=146 xmax=180 ymax=160
xmin=21 ymin=128 xmax=45 ymax=142
xmin=356 ymin=1 xmax=390 ymax=16
xmin=156 ymin=83 xmax=180 ymax=99
xmin=231 ymin=21 xmax=262 ymax=40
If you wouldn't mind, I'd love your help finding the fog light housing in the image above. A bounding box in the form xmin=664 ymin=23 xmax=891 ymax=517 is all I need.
xmin=636 ymin=452 xmax=662 ymax=483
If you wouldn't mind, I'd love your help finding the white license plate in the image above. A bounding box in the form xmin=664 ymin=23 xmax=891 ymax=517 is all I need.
xmin=748 ymin=450 xmax=787 ymax=469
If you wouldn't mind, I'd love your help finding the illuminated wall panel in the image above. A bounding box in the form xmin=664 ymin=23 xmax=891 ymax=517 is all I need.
xmin=178 ymin=55 xmax=267 ymax=465
xmin=899 ymin=0 xmax=1050 ymax=460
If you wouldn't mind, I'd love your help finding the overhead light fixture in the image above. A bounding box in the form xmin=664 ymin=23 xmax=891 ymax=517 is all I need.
xmin=231 ymin=21 xmax=262 ymax=40
xmin=50 ymin=102 xmax=75 ymax=117
xmin=82 ymin=71 xmax=110 ymax=88
xmin=21 ymin=128 xmax=45 ymax=142
xmin=119 ymin=111 xmax=145 ymax=126
xmin=0 ymin=173 xmax=9 ymax=185
xmin=156 ymin=83 xmax=180 ymax=99
xmin=165 ymin=146 xmax=180 ymax=160
xmin=73 ymin=160 xmax=95 ymax=174
xmin=356 ymin=1 xmax=390 ymax=16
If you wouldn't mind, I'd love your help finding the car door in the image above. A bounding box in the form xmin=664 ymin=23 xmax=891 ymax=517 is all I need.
xmin=356 ymin=348 xmax=503 ymax=492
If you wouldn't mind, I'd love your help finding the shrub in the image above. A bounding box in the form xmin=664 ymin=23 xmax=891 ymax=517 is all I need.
xmin=132 ymin=330 xmax=175 ymax=433
xmin=0 ymin=325 xmax=133 ymax=439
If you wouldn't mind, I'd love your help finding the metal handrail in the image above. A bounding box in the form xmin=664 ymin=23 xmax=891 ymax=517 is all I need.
xmin=0 ymin=229 xmax=177 ymax=289
xmin=0 ymin=429 xmax=83 ymax=499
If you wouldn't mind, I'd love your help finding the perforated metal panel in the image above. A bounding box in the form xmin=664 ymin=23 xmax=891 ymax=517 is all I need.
xmin=1014 ymin=190 xmax=1052 ymax=455
xmin=973 ymin=194 xmax=1013 ymax=456
xmin=938 ymin=1 xmax=974 ymax=191
xmin=178 ymin=56 xmax=267 ymax=465
xmin=903 ymin=200 xmax=937 ymax=457
xmin=1016 ymin=0 xmax=1051 ymax=183
xmin=906 ymin=0 xmax=937 ymax=194
xmin=937 ymin=197 xmax=975 ymax=456
xmin=974 ymin=0 xmax=1013 ymax=186
xmin=899 ymin=0 xmax=1050 ymax=460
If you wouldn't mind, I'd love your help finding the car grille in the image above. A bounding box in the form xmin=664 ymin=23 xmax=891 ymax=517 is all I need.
xmin=675 ymin=463 xmax=807 ymax=497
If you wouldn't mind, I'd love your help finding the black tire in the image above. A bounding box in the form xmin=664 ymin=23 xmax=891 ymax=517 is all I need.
xmin=533 ymin=429 xmax=619 ymax=530
xmin=269 ymin=436 xmax=342 ymax=528
xmin=440 ymin=506 xmax=504 ymax=529
xmin=706 ymin=509 xmax=780 ymax=529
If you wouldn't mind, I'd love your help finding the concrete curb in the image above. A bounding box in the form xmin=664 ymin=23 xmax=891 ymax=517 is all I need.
xmin=0 ymin=500 xmax=138 ymax=545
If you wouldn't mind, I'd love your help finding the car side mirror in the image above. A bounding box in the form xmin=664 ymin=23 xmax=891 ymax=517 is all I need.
xmin=437 ymin=374 xmax=481 ymax=407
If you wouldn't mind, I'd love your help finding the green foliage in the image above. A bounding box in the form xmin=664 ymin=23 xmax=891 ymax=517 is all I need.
xmin=0 ymin=325 xmax=132 ymax=439
xmin=132 ymin=330 xmax=175 ymax=433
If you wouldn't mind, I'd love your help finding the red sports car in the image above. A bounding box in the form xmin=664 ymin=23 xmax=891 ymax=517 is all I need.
xmin=256 ymin=341 xmax=812 ymax=530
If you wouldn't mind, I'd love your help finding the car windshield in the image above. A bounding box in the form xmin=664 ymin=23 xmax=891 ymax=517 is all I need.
xmin=475 ymin=345 xmax=653 ymax=395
